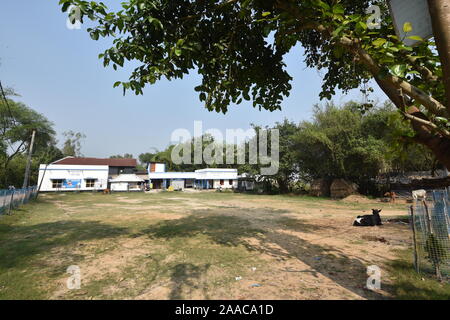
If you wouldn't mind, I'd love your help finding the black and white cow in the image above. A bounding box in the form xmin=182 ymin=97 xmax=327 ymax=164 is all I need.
xmin=353 ymin=209 xmax=382 ymax=227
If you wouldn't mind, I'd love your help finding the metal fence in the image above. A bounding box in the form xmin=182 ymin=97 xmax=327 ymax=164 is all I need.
xmin=410 ymin=190 xmax=450 ymax=281
xmin=0 ymin=186 xmax=38 ymax=215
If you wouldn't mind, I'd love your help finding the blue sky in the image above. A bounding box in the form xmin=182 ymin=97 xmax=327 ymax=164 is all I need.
xmin=0 ymin=0 xmax=387 ymax=158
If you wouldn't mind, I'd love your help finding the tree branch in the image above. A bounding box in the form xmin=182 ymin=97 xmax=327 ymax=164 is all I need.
xmin=404 ymin=54 xmax=440 ymax=83
xmin=401 ymin=111 xmax=450 ymax=138
xmin=339 ymin=36 xmax=448 ymax=117
xmin=272 ymin=2 xmax=448 ymax=117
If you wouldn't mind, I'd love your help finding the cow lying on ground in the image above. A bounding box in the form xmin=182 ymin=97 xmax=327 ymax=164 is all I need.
xmin=412 ymin=189 xmax=427 ymax=200
xmin=353 ymin=209 xmax=382 ymax=227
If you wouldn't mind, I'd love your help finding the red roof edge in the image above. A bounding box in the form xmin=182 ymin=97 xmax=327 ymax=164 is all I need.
xmin=52 ymin=157 xmax=137 ymax=167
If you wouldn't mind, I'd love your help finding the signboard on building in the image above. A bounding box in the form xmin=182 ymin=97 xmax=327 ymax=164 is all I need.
xmin=388 ymin=0 xmax=433 ymax=46
xmin=63 ymin=179 xmax=81 ymax=189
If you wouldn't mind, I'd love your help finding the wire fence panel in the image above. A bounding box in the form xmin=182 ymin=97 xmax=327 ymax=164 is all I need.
xmin=411 ymin=189 xmax=450 ymax=281
xmin=0 ymin=186 xmax=37 ymax=215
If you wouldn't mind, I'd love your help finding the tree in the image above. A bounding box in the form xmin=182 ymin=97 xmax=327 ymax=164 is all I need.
xmin=249 ymin=120 xmax=299 ymax=193
xmin=59 ymin=0 xmax=450 ymax=168
xmin=294 ymin=102 xmax=388 ymax=184
xmin=62 ymin=130 xmax=86 ymax=157
xmin=363 ymin=102 xmax=436 ymax=173
xmin=0 ymin=98 xmax=57 ymax=187
xmin=151 ymin=134 xmax=228 ymax=171
xmin=138 ymin=152 xmax=156 ymax=165
xmin=110 ymin=153 xmax=133 ymax=158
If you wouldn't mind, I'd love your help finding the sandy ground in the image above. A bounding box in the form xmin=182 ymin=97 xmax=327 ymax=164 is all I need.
xmin=38 ymin=193 xmax=411 ymax=300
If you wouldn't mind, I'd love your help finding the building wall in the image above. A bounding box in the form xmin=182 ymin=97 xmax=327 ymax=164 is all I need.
xmin=149 ymin=163 xmax=166 ymax=173
xmin=147 ymin=168 xmax=238 ymax=190
xmin=37 ymin=164 xmax=109 ymax=192
xmin=108 ymin=166 xmax=135 ymax=177
xmin=212 ymin=179 xmax=237 ymax=189
xmin=195 ymin=169 xmax=238 ymax=181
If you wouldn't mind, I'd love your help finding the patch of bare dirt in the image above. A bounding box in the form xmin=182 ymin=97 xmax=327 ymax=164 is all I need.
xmin=116 ymin=197 xmax=143 ymax=204
xmin=341 ymin=194 xmax=376 ymax=204
xmin=50 ymin=237 xmax=155 ymax=299
xmin=93 ymin=203 xmax=116 ymax=207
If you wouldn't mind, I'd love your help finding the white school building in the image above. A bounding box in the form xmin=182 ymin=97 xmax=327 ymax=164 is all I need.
xmin=147 ymin=162 xmax=238 ymax=190
xmin=37 ymin=157 xmax=138 ymax=192
xmin=37 ymin=164 xmax=109 ymax=191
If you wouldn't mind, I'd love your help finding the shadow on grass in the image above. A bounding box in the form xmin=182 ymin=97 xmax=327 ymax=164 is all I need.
xmin=274 ymin=217 xmax=338 ymax=233
xmin=169 ymin=263 xmax=211 ymax=300
xmin=141 ymin=210 xmax=384 ymax=299
xmin=141 ymin=211 xmax=266 ymax=248
xmin=0 ymin=221 xmax=129 ymax=270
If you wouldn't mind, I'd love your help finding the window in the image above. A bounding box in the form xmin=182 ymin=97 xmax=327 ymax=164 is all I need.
xmin=85 ymin=179 xmax=96 ymax=188
xmin=52 ymin=179 xmax=64 ymax=189
xmin=229 ymin=179 xmax=233 ymax=186
xmin=220 ymin=179 xmax=224 ymax=185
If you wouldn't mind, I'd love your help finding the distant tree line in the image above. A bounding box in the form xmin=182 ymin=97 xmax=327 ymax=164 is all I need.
xmin=139 ymin=101 xmax=436 ymax=195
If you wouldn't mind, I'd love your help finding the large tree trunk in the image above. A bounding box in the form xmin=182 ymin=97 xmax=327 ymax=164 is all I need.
xmin=375 ymin=77 xmax=450 ymax=170
xmin=428 ymin=0 xmax=450 ymax=110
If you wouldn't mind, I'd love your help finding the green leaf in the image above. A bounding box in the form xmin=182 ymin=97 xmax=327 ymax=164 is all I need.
xmin=61 ymin=2 xmax=71 ymax=12
xmin=390 ymin=64 xmax=407 ymax=77
xmin=332 ymin=5 xmax=344 ymax=15
xmin=332 ymin=26 xmax=345 ymax=38
xmin=357 ymin=21 xmax=367 ymax=30
xmin=316 ymin=0 xmax=331 ymax=11
xmin=372 ymin=38 xmax=387 ymax=47
xmin=407 ymin=35 xmax=423 ymax=42
xmin=262 ymin=12 xmax=271 ymax=17
xmin=403 ymin=22 xmax=413 ymax=33
xmin=113 ymin=81 xmax=121 ymax=88
xmin=90 ymin=31 xmax=99 ymax=41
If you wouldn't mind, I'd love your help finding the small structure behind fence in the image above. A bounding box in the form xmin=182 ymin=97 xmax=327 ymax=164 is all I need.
xmin=0 ymin=186 xmax=37 ymax=215
xmin=410 ymin=190 xmax=450 ymax=281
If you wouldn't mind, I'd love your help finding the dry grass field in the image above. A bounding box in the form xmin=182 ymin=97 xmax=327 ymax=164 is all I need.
xmin=0 ymin=191 xmax=449 ymax=300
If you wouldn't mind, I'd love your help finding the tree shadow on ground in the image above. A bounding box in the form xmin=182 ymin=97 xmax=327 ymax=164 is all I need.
xmin=169 ymin=263 xmax=211 ymax=300
xmin=273 ymin=216 xmax=339 ymax=233
xmin=0 ymin=220 xmax=129 ymax=270
xmin=141 ymin=212 xmax=266 ymax=248
xmin=141 ymin=210 xmax=386 ymax=299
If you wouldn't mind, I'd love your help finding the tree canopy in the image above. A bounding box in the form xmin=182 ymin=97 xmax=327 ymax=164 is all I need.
xmin=136 ymin=101 xmax=435 ymax=193
xmin=60 ymin=0 xmax=450 ymax=167
xmin=0 ymin=97 xmax=59 ymax=188
xmin=62 ymin=130 xmax=86 ymax=157
xmin=110 ymin=153 xmax=134 ymax=159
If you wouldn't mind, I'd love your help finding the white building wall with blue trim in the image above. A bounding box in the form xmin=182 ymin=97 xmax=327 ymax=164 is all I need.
xmin=147 ymin=164 xmax=238 ymax=190
xmin=37 ymin=164 xmax=109 ymax=191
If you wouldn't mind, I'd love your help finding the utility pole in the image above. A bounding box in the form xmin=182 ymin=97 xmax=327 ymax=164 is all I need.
xmin=427 ymin=0 xmax=450 ymax=111
xmin=22 ymin=129 xmax=36 ymax=188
